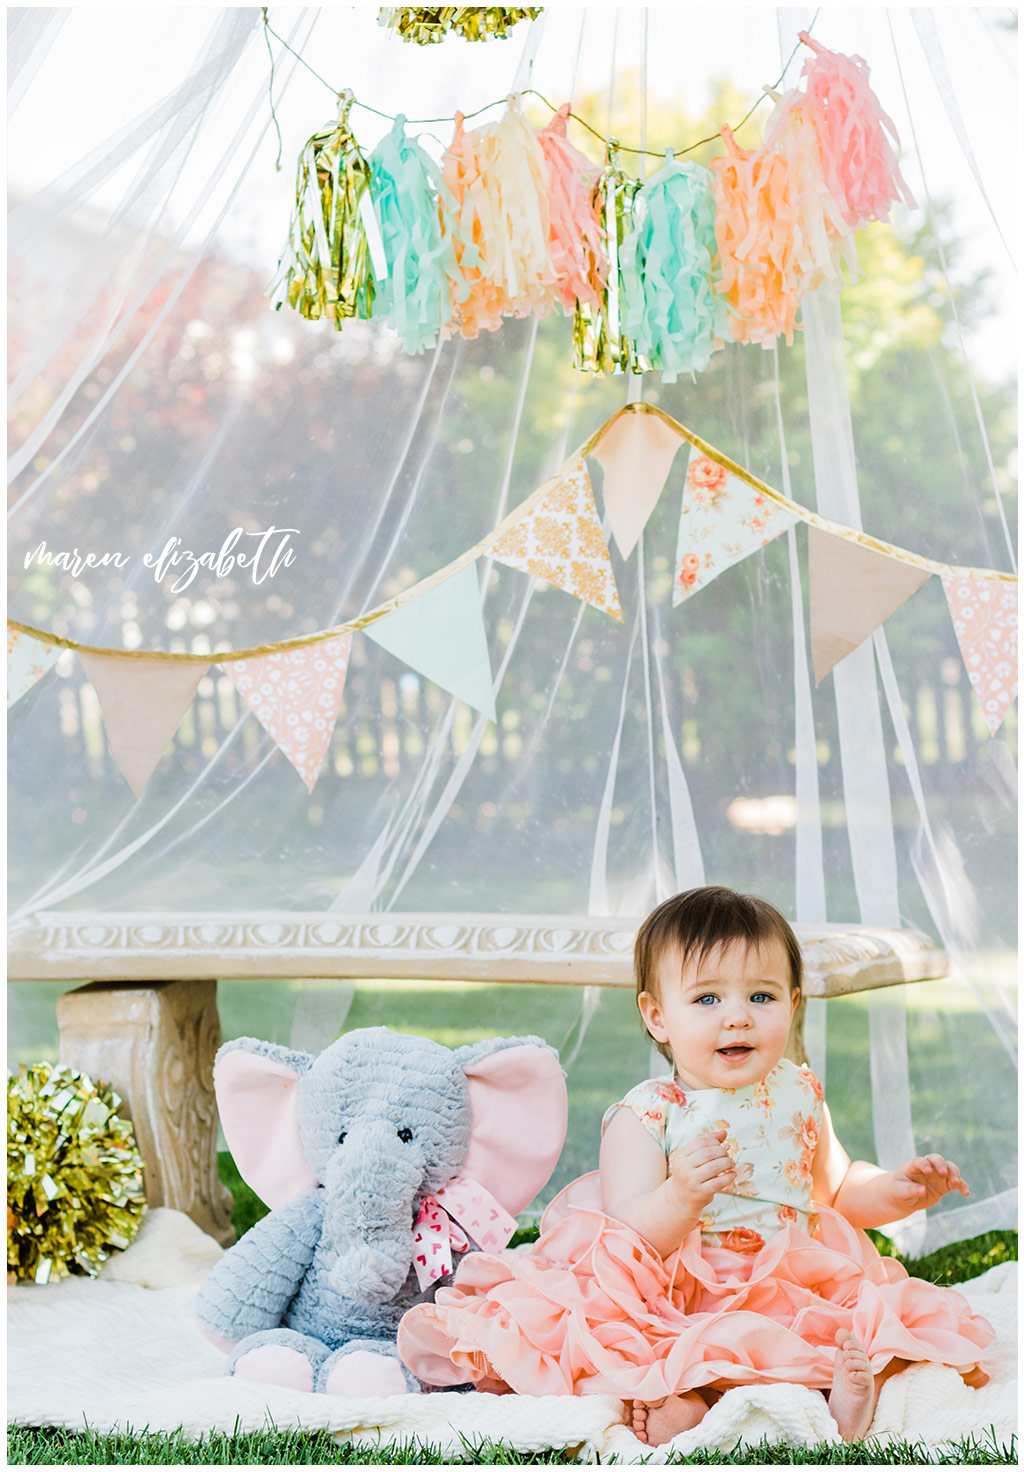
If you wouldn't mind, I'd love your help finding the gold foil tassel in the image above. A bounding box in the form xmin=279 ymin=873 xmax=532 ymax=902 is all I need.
xmin=573 ymin=140 xmax=647 ymax=375
xmin=268 ymin=90 xmax=386 ymax=326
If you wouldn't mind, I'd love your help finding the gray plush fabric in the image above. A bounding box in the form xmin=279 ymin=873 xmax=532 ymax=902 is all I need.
xmin=196 ymin=1027 xmax=556 ymax=1393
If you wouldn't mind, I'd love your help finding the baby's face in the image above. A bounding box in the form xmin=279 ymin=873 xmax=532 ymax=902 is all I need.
xmin=639 ymin=936 xmax=799 ymax=1092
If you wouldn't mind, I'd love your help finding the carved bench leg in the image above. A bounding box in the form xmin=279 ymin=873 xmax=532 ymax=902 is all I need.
xmin=56 ymin=978 xmax=235 ymax=1246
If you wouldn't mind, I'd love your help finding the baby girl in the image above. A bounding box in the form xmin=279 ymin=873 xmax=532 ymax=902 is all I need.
xmin=398 ymin=886 xmax=993 ymax=1446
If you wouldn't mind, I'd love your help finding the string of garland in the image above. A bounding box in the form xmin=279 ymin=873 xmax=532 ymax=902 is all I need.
xmin=7 ymin=403 xmax=1016 ymax=677
xmin=378 ymin=8 xmax=542 ymax=45
xmin=267 ymin=31 xmax=911 ymax=377
xmin=8 ymin=1063 xmax=147 ymax=1284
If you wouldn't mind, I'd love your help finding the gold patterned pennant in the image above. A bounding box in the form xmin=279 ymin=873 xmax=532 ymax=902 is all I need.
xmin=485 ymin=454 xmax=622 ymax=620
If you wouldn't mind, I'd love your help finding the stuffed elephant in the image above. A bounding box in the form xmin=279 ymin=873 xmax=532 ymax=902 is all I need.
xmin=194 ymin=1026 xmax=567 ymax=1397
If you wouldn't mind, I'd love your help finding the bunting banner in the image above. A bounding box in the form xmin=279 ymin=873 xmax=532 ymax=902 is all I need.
xmin=7 ymin=626 xmax=61 ymax=708
xmin=592 ymin=410 xmax=681 ymax=558
xmin=78 ymin=653 xmax=208 ymax=797
xmin=941 ymin=574 xmax=1018 ymax=737
xmin=809 ymin=528 xmax=932 ymax=685
xmin=9 ymin=408 xmax=1017 ymax=779
xmin=673 ymin=447 xmax=797 ymax=604
xmin=223 ymin=634 xmax=354 ymax=791
xmin=364 ymin=562 xmax=497 ymax=720
xmin=486 ymin=453 xmax=623 ymax=620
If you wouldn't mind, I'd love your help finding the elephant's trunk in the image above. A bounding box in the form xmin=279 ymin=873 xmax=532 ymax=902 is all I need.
xmin=321 ymin=1123 xmax=425 ymax=1302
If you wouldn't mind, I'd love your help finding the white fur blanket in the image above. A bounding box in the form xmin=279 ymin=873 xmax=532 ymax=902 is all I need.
xmin=8 ymin=1210 xmax=1017 ymax=1462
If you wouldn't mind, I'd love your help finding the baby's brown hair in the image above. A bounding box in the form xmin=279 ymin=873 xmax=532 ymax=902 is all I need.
xmin=634 ymin=886 xmax=803 ymax=1062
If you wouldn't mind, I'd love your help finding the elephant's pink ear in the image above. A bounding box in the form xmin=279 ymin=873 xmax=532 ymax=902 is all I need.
xmin=215 ymin=1047 xmax=319 ymax=1209
xmin=460 ymin=1045 xmax=567 ymax=1215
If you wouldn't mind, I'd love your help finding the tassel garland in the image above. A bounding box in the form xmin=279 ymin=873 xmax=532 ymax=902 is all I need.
xmin=271 ymin=33 xmax=914 ymax=370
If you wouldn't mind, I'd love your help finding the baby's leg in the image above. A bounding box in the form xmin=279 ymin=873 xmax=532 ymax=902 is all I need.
xmin=828 ymin=1331 xmax=877 ymax=1442
xmin=630 ymin=1390 xmax=711 ymax=1447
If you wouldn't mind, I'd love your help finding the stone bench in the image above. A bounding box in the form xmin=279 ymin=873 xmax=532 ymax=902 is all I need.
xmin=7 ymin=912 xmax=950 ymax=1246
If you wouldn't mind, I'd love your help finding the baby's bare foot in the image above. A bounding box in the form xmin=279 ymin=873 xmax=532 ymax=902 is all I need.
xmin=631 ymin=1391 xmax=709 ymax=1446
xmin=828 ymin=1331 xmax=876 ymax=1443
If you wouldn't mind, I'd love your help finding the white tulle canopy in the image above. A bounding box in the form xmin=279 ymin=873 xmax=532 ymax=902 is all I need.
xmin=7 ymin=7 xmax=1017 ymax=1251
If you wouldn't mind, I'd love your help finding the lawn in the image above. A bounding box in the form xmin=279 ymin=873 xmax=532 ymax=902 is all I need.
xmin=5 ymin=1425 xmax=1017 ymax=1464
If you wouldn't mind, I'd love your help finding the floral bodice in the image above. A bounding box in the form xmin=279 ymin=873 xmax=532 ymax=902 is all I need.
xmin=603 ymin=1058 xmax=824 ymax=1246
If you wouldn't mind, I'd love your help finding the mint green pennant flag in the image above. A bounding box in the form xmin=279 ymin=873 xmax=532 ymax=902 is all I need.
xmin=364 ymin=562 xmax=497 ymax=721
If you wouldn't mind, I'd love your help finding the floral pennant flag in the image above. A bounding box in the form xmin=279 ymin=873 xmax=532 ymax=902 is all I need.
xmin=673 ymin=449 xmax=797 ymax=604
xmin=592 ymin=412 xmax=682 ymax=558
xmin=364 ymin=562 xmax=497 ymax=720
xmin=7 ymin=627 xmax=61 ymax=708
xmin=486 ymin=454 xmax=623 ymax=620
xmin=809 ymin=529 xmax=931 ymax=685
xmin=224 ymin=634 xmax=354 ymax=791
xmin=79 ymin=652 xmax=208 ymax=797
xmin=941 ymin=573 xmax=1018 ymax=736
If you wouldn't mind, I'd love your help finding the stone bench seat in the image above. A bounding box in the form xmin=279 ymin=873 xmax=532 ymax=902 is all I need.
xmin=8 ymin=911 xmax=950 ymax=1245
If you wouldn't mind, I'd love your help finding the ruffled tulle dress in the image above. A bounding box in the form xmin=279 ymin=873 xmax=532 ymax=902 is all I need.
xmin=397 ymin=1059 xmax=994 ymax=1399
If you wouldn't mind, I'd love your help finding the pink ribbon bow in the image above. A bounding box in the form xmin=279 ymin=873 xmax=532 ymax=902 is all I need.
xmin=411 ymin=1174 xmax=518 ymax=1290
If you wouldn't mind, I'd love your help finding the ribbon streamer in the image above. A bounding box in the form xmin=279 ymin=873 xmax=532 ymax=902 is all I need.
xmin=411 ymin=1173 xmax=518 ymax=1289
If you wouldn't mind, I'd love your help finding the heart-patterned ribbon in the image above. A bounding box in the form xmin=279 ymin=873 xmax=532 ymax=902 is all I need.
xmin=411 ymin=1173 xmax=518 ymax=1290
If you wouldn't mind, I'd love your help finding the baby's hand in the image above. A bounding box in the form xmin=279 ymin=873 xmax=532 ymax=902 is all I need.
xmin=891 ymin=1154 xmax=970 ymax=1210
xmin=668 ymin=1130 xmax=737 ymax=1215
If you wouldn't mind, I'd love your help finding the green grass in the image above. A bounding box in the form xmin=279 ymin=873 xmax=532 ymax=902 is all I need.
xmin=4 ymin=1425 xmax=1017 ymax=1464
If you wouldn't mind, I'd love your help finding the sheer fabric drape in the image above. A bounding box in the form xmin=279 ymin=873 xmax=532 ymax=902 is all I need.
xmin=7 ymin=7 xmax=1016 ymax=1245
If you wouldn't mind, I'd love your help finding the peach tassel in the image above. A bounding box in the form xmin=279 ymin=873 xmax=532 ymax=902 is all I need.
xmin=710 ymin=125 xmax=804 ymax=347
xmin=441 ymin=100 xmax=556 ymax=337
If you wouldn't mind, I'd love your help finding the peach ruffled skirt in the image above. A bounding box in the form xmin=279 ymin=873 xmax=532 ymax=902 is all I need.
xmin=397 ymin=1203 xmax=994 ymax=1399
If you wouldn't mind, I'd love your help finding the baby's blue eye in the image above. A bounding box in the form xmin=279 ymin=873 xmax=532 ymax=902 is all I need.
xmin=696 ymin=994 xmax=717 ymax=1005
xmin=751 ymin=992 xmax=774 ymax=1004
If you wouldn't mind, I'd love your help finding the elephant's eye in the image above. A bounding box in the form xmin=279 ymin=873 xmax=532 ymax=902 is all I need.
xmin=337 ymin=1130 xmax=347 ymax=1144
xmin=397 ymin=1127 xmax=413 ymax=1143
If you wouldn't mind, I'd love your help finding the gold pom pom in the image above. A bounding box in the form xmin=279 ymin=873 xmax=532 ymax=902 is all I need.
xmin=7 ymin=1062 xmax=146 ymax=1284
xmin=378 ymin=8 xmax=543 ymax=45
